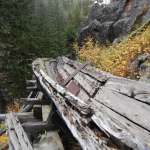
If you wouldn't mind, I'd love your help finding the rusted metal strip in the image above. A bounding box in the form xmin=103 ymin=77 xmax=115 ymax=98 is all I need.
xmin=62 ymin=61 xmax=89 ymax=86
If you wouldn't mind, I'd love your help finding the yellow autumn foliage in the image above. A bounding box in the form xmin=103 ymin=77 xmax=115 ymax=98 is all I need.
xmin=7 ymin=101 xmax=20 ymax=112
xmin=0 ymin=135 xmax=8 ymax=144
xmin=0 ymin=124 xmax=8 ymax=145
xmin=77 ymin=25 xmax=150 ymax=77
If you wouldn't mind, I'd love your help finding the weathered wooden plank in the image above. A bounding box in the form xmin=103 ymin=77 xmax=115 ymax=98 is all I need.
xmin=26 ymin=80 xmax=37 ymax=84
xmin=33 ymin=64 xmax=115 ymax=150
xmin=62 ymin=62 xmax=89 ymax=86
xmin=57 ymin=64 xmax=90 ymax=101
xmin=91 ymin=100 xmax=150 ymax=150
xmin=75 ymin=86 xmax=90 ymax=102
xmin=8 ymin=113 xmax=33 ymax=150
xmin=6 ymin=116 xmax=21 ymax=150
xmin=61 ymin=56 xmax=110 ymax=82
xmin=57 ymin=63 xmax=70 ymax=80
xmin=135 ymin=93 xmax=150 ymax=104
xmin=8 ymin=130 xmax=21 ymax=150
xmin=63 ymin=55 xmax=150 ymax=104
xmin=48 ymin=57 xmax=150 ymax=107
xmin=1 ymin=112 xmax=34 ymax=122
xmin=44 ymin=59 xmax=58 ymax=82
xmin=21 ymin=98 xmax=39 ymax=101
xmin=94 ymin=87 xmax=150 ymax=131
xmin=26 ymin=85 xmax=37 ymax=90
xmin=63 ymin=64 xmax=100 ymax=96
xmin=57 ymin=63 xmax=90 ymax=101
xmin=104 ymin=78 xmax=150 ymax=104
xmin=9 ymin=141 xmax=14 ymax=150
xmin=39 ymin=69 xmax=92 ymax=116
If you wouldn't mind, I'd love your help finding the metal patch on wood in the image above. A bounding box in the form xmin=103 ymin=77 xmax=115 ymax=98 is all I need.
xmin=66 ymin=80 xmax=80 ymax=96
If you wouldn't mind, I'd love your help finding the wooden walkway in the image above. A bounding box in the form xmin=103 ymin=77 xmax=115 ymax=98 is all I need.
xmin=32 ymin=57 xmax=150 ymax=150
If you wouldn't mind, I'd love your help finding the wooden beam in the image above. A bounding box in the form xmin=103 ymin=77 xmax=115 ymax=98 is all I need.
xmin=26 ymin=86 xmax=37 ymax=90
xmin=26 ymin=80 xmax=36 ymax=84
xmin=33 ymin=105 xmax=42 ymax=120
xmin=22 ymin=121 xmax=52 ymax=134
xmin=94 ymin=87 xmax=150 ymax=131
xmin=62 ymin=62 xmax=89 ymax=86
xmin=32 ymin=64 xmax=113 ymax=150
xmin=40 ymin=70 xmax=92 ymax=117
xmin=63 ymin=64 xmax=101 ymax=96
xmin=0 ymin=112 xmax=33 ymax=122
xmin=92 ymin=100 xmax=150 ymax=150
xmin=6 ymin=113 xmax=33 ymax=150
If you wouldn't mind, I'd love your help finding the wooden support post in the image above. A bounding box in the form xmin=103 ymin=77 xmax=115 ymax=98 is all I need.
xmin=21 ymin=91 xmax=43 ymax=112
xmin=33 ymin=105 xmax=42 ymax=120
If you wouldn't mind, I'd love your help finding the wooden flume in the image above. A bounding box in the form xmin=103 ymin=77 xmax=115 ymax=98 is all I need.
xmin=2 ymin=56 xmax=150 ymax=150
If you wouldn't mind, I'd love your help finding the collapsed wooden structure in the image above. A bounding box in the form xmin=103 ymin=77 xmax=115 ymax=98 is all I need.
xmin=2 ymin=57 xmax=150 ymax=150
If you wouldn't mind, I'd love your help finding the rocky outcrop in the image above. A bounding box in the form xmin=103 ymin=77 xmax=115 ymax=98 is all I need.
xmin=130 ymin=53 xmax=150 ymax=82
xmin=78 ymin=0 xmax=150 ymax=45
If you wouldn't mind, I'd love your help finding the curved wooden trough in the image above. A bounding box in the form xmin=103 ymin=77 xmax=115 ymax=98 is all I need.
xmin=32 ymin=57 xmax=150 ymax=150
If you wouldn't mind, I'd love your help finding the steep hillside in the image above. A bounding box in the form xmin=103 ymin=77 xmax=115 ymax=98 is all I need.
xmin=78 ymin=23 xmax=150 ymax=81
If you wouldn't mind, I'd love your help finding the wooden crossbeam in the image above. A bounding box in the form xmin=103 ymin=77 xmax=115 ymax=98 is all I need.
xmin=22 ymin=121 xmax=52 ymax=134
xmin=62 ymin=61 xmax=89 ymax=86
xmin=21 ymin=91 xmax=43 ymax=112
xmin=26 ymin=80 xmax=37 ymax=84
xmin=0 ymin=112 xmax=33 ymax=121
xmin=26 ymin=85 xmax=37 ymax=90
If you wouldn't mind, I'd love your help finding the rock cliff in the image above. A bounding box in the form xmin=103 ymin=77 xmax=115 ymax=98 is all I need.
xmin=78 ymin=0 xmax=150 ymax=45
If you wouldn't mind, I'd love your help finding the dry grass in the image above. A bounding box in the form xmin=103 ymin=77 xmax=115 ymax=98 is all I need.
xmin=6 ymin=101 xmax=20 ymax=112
xmin=0 ymin=124 xmax=8 ymax=148
xmin=0 ymin=101 xmax=20 ymax=147
xmin=0 ymin=135 xmax=8 ymax=144
xmin=77 ymin=25 xmax=150 ymax=78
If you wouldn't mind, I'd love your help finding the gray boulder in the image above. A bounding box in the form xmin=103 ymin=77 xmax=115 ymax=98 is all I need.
xmin=130 ymin=53 xmax=150 ymax=82
xmin=78 ymin=0 xmax=150 ymax=45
